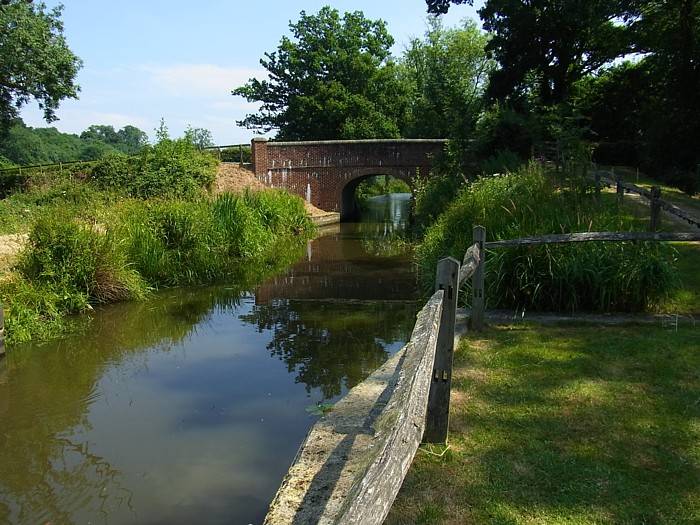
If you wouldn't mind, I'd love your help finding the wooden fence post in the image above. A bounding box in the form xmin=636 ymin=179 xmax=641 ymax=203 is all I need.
xmin=650 ymin=186 xmax=661 ymax=232
xmin=424 ymin=256 xmax=460 ymax=444
xmin=0 ymin=305 xmax=5 ymax=358
xmin=471 ymin=226 xmax=486 ymax=331
xmin=616 ymin=172 xmax=624 ymax=204
xmin=239 ymin=144 xmax=244 ymax=166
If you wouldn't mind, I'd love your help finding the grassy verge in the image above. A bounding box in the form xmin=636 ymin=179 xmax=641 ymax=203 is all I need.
xmin=416 ymin=164 xmax=677 ymax=313
xmin=387 ymin=323 xmax=700 ymax=524
xmin=613 ymin=189 xmax=700 ymax=314
xmin=0 ymin=190 xmax=315 ymax=345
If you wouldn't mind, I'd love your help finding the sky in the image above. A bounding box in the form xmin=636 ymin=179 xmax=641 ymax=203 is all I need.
xmin=21 ymin=0 xmax=483 ymax=145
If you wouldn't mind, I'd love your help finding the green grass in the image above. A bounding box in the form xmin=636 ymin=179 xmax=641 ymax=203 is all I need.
xmin=0 ymin=189 xmax=315 ymax=344
xmin=613 ymin=187 xmax=700 ymax=314
xmin=416 ymin=164 xmax=678 ymax=313
xmin=387 ymin=323 xmax=700 ymax=524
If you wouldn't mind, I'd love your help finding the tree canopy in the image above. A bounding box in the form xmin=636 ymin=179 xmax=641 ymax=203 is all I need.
xmin=233 ymin=7 xmax=409 ymax=140
xmin=0 ymin=120 xmax=149 ymax=165
xmin=0 ymin=1 xmax=82 ymax=132
xmin=402 ymin=18 xmax=493 ymax=139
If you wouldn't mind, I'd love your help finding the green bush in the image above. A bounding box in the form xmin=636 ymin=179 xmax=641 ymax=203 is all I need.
xmin=117 ymin=190 xmax=314 ymax=287
xmin=91 ymin=137 xmax=218 ymax=198
xmin=413 ymin=172 xmax=464 ymax=231
xmin=356 ymin=176 xmax=411 ymax=203
xmin=18 ymin=215 xmax=147 ymax=306
xmin=416 ymin=163 xmax=677 ymax=312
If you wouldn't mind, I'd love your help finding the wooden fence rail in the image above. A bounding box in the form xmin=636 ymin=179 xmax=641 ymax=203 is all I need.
xmin=486 ymin=231 xmax=700 ymax=247
xmin=594 ymin=170 xmax=700 ymax=230
xmin=263 ymin=228 xmax=485 ymax=524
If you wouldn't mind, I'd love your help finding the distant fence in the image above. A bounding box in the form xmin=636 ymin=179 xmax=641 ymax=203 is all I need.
xmin=593 ymin=169 xmax=700 ymax=230
xmin=202 ymin=143 xmax=251 ymax=164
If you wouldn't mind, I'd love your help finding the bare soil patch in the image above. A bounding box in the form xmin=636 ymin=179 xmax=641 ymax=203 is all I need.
xmin=213 ymin=163 xmax=333 ymax=218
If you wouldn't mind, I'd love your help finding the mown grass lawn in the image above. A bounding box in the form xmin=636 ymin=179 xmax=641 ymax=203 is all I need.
xmin=387 ymin=324 xmax=700 ymax=524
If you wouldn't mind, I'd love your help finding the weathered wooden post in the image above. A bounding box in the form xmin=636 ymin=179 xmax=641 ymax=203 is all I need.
xmin=0 ymin=305 xmax=5 ymax=358
xmin=471 ymin=226 xmax=486 ymax=331
xmin=650 ymin=186 xmax=661 ymax=232
xmin=239 ymin=144 xmax=244 ymax=166
xmin=616 ymin=172 xmax=624 ymax=204
xmin=424 ymin=256 xmax=459 ymax=444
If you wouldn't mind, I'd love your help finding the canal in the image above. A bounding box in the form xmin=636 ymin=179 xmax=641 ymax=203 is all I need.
xmin=0 ymin=194 xmax=418 ymax=524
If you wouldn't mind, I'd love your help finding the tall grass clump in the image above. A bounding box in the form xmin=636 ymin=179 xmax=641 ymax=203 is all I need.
xmin=416 ymin=163 xmax=677 ymax=312
xmin=0 ymin=214 xmax=148 ymax=343
xmin=118 ymin=190 xmax=314 ymax=287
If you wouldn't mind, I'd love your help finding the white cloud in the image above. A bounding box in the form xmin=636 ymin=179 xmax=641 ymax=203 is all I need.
xmin=142 ymin=64 xmax=265 ymax=99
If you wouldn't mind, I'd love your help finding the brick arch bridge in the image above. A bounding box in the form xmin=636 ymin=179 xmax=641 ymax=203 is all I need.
xmin=251 ymin=138 xmax=447 ymax=219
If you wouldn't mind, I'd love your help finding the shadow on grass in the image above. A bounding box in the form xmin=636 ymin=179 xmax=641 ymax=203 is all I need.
xmin=387 ymin=324 xmax=700 ymax=524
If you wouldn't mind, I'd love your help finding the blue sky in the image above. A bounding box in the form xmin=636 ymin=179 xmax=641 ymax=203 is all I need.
xmin=22 ymin=1 xmax=483 ymax=144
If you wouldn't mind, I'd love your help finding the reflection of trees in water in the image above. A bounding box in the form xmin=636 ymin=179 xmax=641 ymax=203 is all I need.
xmin=357 ymin=196 xmax=413 ymax=258
xmin=0 ymin=289 xmax=234 ymax=524
xmin=240 ymin=299 xmax=417 ymax=399
xmin=0 ymin=240 xmax=307 ymax=524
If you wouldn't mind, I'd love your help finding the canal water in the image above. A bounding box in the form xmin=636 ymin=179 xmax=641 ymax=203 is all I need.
xmin=0 ymin=195 xmax=418 ymax=524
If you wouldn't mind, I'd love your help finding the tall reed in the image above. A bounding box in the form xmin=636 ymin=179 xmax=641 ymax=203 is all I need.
xmin=416 ymin=163 xmax=677 ymax=312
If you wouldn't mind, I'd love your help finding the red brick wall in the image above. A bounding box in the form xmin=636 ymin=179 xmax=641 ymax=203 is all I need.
xmin=250 ymin=139 xmax=446 ymax=215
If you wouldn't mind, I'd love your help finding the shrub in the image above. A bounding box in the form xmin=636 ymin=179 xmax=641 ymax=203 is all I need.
xmin=413 ymin=172 xmax=464 ymax=231
xmin=474 ymin=104 xmax=538 ymax=161
xmin=416 ymin=163 xmax=677 ymax=312
xmin=91 ymin=138 xmax=218 ymax=198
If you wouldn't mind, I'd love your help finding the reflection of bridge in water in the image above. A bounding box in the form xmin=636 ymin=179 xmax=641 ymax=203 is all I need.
xmin=255 ymin=224 xmax=416 ymax=303
xmin=255 ymin=199 xmax=418 ymax=304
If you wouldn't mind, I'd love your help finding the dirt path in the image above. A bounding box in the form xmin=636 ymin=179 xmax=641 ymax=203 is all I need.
xmin=0 ymin=234 xmax=27 ymax=274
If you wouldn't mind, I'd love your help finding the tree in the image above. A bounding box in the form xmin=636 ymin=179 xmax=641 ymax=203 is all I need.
xmin=426 ymin=1 xmax=633 ymax=105
xmin=116 ymin=125 xmax=148 ymax=155
xmin=402 ymin=18 xmax=493 ymax=139
xmin=233 ymin=7 xmax=409 ymax=140
xmin=184 ymin=126 xmax=214 ymax=149
xmin=0 ymin=1 xmax=81 ymax=132
xmin=81 ymin=124 xmax=148 ymax=155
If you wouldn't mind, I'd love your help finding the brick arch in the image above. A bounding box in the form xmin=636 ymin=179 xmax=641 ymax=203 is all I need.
xmin=250 ymin=138 xmax=445 ymax=220
xmin=337 ymin=168 xmax=415 ymax=220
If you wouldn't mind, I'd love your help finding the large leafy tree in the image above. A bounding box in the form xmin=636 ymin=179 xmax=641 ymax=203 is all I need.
xmin=402 ymin=18 xmax=493 ymax=139
xmin=427 ymin=1 xmax=633 ymax=104
xmin=0 ymin=1 xmax=82 ymax=132
xmin=233 ymin=7 xmax=408 ymax=140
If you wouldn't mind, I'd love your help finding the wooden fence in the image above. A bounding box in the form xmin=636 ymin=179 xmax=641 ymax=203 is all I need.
xmin=263 ymin=231 xmax=484 ymax=524
xmin=263 ymin=221 xmax=700 ymax=524
xmin=593 ymin=169 xmax=700 ymax=230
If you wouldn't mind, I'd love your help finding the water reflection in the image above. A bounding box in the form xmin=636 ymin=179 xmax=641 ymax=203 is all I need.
xmin=0 ymin=194 xmax=418 ymax=524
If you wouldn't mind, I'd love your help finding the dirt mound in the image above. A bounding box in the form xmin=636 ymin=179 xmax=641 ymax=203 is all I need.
xmin=213 ymin=163 xmax=267 ymax=194
xmin=0 ymin=234 xmax=27 ymax=274
xmin=213 ymin=163 xmax=333 ymax=218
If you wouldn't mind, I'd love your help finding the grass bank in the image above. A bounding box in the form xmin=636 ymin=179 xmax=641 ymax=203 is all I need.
xmin=0 ymin=135 xmax=316 ymax=345
xmin=416 ymin=163 xmax=678 ymax=313
xmin=0 ymin=190 xmax=314 ymax=345
xmin=387 ymin=323 xmax=700 ymax=524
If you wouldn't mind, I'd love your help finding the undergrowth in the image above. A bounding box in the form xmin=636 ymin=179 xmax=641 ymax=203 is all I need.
xmin=0 ymin=190 xmax=314 ymax=344
xmin=416 ymin=163 xmax=678 ymax=312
